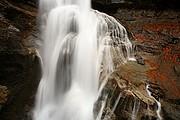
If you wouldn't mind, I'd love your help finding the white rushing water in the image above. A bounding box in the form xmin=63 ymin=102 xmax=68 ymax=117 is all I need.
xmin=34 ymin=0 xmax=134 ymax=120
xmin=146 ymin=85 xmax=162 ymax=120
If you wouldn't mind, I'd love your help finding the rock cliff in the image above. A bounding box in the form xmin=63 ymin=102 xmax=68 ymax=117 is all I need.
xmin=0 ymin=0 xmax=179 ymax=120
xmin=0 ymin=0 xmax=40 ymax=120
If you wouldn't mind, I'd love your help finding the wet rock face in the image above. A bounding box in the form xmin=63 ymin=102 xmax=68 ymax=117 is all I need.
xmin=0 ymin=0 xmax=37 ymax=53
xmin=95 ymin=60 xmax=180 ymax=120
xmin=0 ymin=0 xmax=179 ymax=120
xmin=94 ymin=3 xmax=179 ymax=119
xmin=0 ymin=0 xmax=40 ymax=120
xmin=95 ymin=62 xmax=162 ymax=120
xmin=113 ymin=9 xmax=180 ymax=56
xmin=113 ymin=8 xmax=179 ymax=90
xmin=106 ymin=6 xmax=180 ymax=120
xmin=0 ymin=53 xmax=41 ymax=120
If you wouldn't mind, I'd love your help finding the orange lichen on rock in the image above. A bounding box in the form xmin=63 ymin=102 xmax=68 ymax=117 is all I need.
xmin=143 ymin=21 xmax=180 ymax=34
xmin=145 ymin=46 xmax=180 ymax=97
xmin=134 ymin=34 xmax=149 ymax=43
xmin=146 ymin=59 xmax=159 ymax=83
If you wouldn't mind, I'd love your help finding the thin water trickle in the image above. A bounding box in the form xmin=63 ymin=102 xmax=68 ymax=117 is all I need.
xmin=34 ymin=0 xmax=135 ymax=120
xmin=131 ymin=99 xmax=140 ymax=120
xmin=146 ymin=85 xmax=162 ymax=120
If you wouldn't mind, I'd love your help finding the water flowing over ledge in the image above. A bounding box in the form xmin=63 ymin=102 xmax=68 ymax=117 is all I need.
xmin=33 ymin=0 xmax=136 ymax=120
xmin=0 ymin=0 xmax=179 ymax=120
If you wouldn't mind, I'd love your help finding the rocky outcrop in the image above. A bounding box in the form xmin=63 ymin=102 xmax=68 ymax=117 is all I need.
xmin=0 ymin=0 xmax=179 ymax=120
xmin=0 ymin=0 xmax=37 ymax=52
xmin=102 ymin=6 xmax=180 ymax=120
xmin=112 ymin=8 xmax=180 ymax=99
xmin=93 ymin=3 xmax=180 ymax=119
xmin=95 ymin=56 xmax=179 ymax=119
xmin=0 ymin=0 xmax=40 ymax=120
xmin=95 ymin=61 xmax=164 ymax=120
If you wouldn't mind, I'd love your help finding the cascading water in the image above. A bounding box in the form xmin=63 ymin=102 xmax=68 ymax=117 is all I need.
xmin=146 ymin=85 xmax=162 ymax=120
xmin=34 ymin=0 xmax=135 ymax=120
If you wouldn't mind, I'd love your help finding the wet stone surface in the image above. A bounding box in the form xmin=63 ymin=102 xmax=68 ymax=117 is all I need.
xmin=0 ymin=0 xmax=179 ymax=120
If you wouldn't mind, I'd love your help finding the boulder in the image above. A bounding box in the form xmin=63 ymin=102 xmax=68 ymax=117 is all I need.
xmin=95 ymin=61 xmax=164 ymax=120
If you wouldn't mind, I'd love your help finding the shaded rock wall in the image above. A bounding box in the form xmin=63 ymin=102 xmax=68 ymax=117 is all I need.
xmin=0 ymin=0 xmax=40 ymax=120
xmin=0 ymin=54 xmax=41 ymax=120
xmin=92 ymin=0 xmax=180 ymax=12
xmin=112 ymin=8 xmax=180 ymax=99
xmin=0 ymin=0 xmax=179 ymax=120
xmin=93 ymin=2 xmax=180 ymax=120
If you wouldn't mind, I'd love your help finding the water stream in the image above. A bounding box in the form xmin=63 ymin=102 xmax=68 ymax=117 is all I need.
xmin=146 ymin=85 xmax=162 ymax=120
xmin=34 ymin=0 xmax=135 ymax=120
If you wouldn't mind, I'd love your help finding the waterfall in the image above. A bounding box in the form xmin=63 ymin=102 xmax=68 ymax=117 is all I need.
xmin=34 ymin=0 xmax=134 ymax=120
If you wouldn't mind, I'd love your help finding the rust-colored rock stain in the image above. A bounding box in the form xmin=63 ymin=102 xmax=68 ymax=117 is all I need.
xmin=146 ymin=46 xmax=180 ymax=97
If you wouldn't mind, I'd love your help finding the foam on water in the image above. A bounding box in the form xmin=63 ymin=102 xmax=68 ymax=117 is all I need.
xmin=34 ymin=0 xmax=135 ymax=120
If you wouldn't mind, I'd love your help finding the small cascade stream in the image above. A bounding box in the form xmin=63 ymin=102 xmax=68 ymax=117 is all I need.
xmin=146 ymin=85 xmax=162 ymax=120
xmin=33 ymin=0 xmax=163 ymax=120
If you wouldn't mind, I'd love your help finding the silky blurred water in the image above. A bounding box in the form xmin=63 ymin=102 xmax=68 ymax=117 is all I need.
xmin=34 ymin=0 xmax=134 ymax=120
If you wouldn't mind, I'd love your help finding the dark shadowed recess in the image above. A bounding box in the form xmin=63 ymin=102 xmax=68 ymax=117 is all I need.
xmin=92 ymin=0 xmax=180 ymax=13
xmin=0 ymin=53 xmax=41 ymax=120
